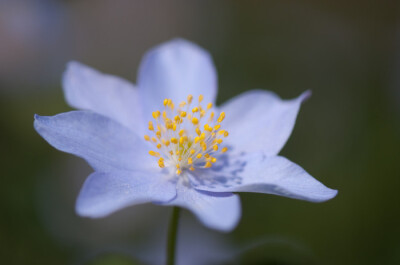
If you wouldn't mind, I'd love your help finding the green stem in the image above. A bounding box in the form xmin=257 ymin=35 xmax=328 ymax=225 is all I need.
xmin=166 ymin=207 xmax=181 ymax=265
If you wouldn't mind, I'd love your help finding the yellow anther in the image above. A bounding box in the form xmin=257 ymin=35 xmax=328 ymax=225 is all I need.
xmin=196 ymin=127 xmax=201 ymax=136
xmin=201 ymin=142 xmax=207 ymax=151
xmin=152 ymin=111 xmax=161 ymax=119
xmin=156 ymin=143 xmax=162 ymax=149
xmin=178 ymin=156 xmax=182 ymax=161
xmin=213 ymin=124 xmax=221 ymax=131
xmin=190 ymin=149 xmax=195 ymax=155
xmin=162 ymin=111 xmax=167 ymax=119
xmin=151 ymin=137 xmax=157 ymax=143
xmin=218 ymin=130 xmax=225 ymax=135
xmin=221 ymin=147 xmax=228 ymax=153
xmin=171 ymin=138 xmax=178 ymax=144
xmin=165 ymin=140 xmax=170 ymax=147
xmin=211 ymin=133 xmax=216 ymax=137
xmin=158 ymin=161 xmax=165 ymax=168
xmin=200 ymin=110 xmax=206 ymax=117
xmin=148 ymin=121 xmax=154 ymax=131
xmin=192 ymin=117 xmax=199 ymax=125
xmin=179 ymin=137 xmax=185 ymax=145
xmin=211 ymin=157 xmax=217 ymax=163
xmin=204 ymin=153 xmax=210 ymax=158
xmin=199 ymin=95 xmax=204 ymax=102
xmin=188 ymin=157 xmax=193 ymax=164
xmin=196 ymin=153 xmax=202 ymax=159
xmin=179 ymin=129 xmax=185 ymax=136
xmin=213 ymin=145 xmax=219 ymax=151
xmin=149 ymin=151 xmax=160 ymax=157
xmin=207 ymin=103 xmax=213 ymax=109
xmin=204 ymin=124 xmax=212 ymax=132
xmin=180 ymin=111 xmax=187 ymax=118
xmin=187 ymin=95 xmax=193 ymax=104
xmin=176 ymin=169 xmax=182 ymax=175
xmin=200 ymin=132 xmax=206 ymax=140
xmin=217 ymin=112 xmax=225 ymax=123
xmin=163 ymin=99 xmax=168 ymax=106
xmin=187 ymin=114 xmax=192 ymax=120
xmin=172 ymin=123 xmax=177 ymax=131
xmin=179 ymin=101 xmax=186 ymax=108
xmin=204 ymin=161 xmax=212 ymax=168
xmin=216 ymin=139 xmax=223 ymax=144
xmin=224 ymin=131 xmax=229 ymax=137
xmin=169 ymin=151 xmax=173 ymax=155
xmin=156 ymin=131 xmax=161 ymax=139
xmin=192 ymin=107 xmax=199 ymax=113
xmin=209 ymin=112 xmax=215 ymax=121
xmin=144 ymin=135 xmax=150 ymax=141
xmin=176 ymin=164 xmax=180 ymax=169
xmin=167 ymin=99 xmax=172 ymax=107
xmin=194 ymin=137 xmax=200 ymax=144
xmin=176 ymin=150 xmax=180 ymax=155
xmin=189 ymin=166 xmax=195 ymax=171
xmin=174 ymin=115 xmax=180 ymax=122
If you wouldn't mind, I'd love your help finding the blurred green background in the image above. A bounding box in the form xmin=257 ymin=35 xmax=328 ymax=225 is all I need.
xmin=1 ymin=0 xmax=399 ymax=264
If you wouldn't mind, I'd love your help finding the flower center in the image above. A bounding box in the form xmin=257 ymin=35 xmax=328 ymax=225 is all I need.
xmin=144 ymin=94 xmax=229 ymax=176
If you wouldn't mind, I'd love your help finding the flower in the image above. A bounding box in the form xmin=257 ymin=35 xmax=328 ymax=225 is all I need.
xmin=34 ymin=39 xmax=337 ymax=232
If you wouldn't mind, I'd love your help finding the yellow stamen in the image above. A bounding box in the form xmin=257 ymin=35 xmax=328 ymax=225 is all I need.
xmin=204 ymin=162 xmax=212 ymax=168
xmin=187 ymin=95 xmax=193 ymax=104
xmin=149 ymin=151 xmax=160 ymax=157
xmin=217 ymin=112 xmax=225 ymax=123
xmin=192 ymin=117 xmax=199 ymax=125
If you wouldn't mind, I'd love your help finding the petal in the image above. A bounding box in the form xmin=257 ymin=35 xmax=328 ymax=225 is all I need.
xmin=76 ymin=171 xmax=176 ymax=218
xmin=138 ymin=39 xmax=218 ymax=120
xmin=34 ymin=111 xmax=154 ymax=172
xmin=190 ymin=153 xmax=337 ymax=203
xmin=220 ymin=90 xmax=311 ymax=156
xmin=63 ymin=61 xmax=144 ymax=133
xmin=160 ymin=181 xmax=241 ymax=232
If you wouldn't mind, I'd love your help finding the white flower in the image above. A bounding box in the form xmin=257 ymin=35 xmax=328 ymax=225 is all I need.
xmin=34 ymin=39 xmax=337 ymax=232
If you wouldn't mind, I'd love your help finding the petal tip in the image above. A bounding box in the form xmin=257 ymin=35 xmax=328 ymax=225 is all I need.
xmin=299 ymin=90 xmax=312 ymax=103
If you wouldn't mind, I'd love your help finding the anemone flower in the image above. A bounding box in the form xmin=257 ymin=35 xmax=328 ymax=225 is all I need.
xmin=34 ymin=39 xmax=337 ymax=233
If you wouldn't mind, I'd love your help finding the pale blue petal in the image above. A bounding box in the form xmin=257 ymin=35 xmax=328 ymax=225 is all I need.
xmin=34 ymin=111 xmax=154 ymax=172
xmin=76 ymin=171 xmax=176 ymax=218
xmin=190 ymin=153 xmax=337 ymax=203
xmin=63 ymin=61 xmax=144 ymax=133
xmin=220 ymin=90 xmax=311 ymax=156
xmin=138 ymin=39 xmax=217 ymax=120
xmin=160 ymin=181 xmax=241 ymax=232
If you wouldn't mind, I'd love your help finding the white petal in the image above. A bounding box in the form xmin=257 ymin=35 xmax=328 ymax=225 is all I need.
xmin=34 ymin=111 xmax=154 ymax=172
xmin=160 ymin=181 xmax=241 ymax=232
xmin=137 ymin=39 xmax=218 ymax=120
xmin=190 ymin=153 xmax=337 ymax=203
xmin=63 ymin=61 xmax=144 ymax=133
xmin=76 ymin=171 xmax=176 ymax=218
xmin=220 ymin=90 xmax=311 ymax=156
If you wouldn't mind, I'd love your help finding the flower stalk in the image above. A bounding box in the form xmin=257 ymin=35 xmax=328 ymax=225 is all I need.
xmin=167 ymin=207 xmax=181 ymax=265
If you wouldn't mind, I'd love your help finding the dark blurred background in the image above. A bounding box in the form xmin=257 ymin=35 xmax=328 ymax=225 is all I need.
xmin=1 ymin=0 xmax=399 ymax=264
